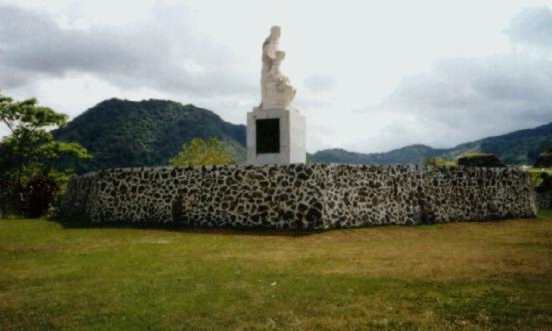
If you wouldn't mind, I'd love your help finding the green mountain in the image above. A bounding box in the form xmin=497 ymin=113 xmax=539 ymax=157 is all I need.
xmin=441 ymin=123 xmax=552 ymax=164
xmin=311 ymin=122 xmax=552 ymax=165
xmin=54 ymin=98 xmax=246 ymax=173
xmin=56 ymin=98 xmax=552 ymax=171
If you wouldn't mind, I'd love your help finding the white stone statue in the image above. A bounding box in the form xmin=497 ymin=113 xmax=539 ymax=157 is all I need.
xmin=260 ymin=26 xmax=296 ymax=110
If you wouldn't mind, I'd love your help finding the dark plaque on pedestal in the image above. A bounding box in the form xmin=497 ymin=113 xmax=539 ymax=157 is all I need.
xmin=256 ymin=119 xmax=280 ymax=154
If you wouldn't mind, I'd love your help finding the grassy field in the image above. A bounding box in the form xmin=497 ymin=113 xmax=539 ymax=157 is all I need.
xmin=1 ymin=215 xmax=552 ymax=331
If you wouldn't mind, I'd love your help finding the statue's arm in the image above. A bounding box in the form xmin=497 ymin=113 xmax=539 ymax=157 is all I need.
xmin=263 ymin=40 xmax=277 ymax=60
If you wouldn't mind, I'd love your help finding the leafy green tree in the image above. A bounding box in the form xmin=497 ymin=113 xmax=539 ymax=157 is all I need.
xmin=0 ymin=94 xmax=90 ymax=183
xmin=169 ymin=138 xmax=235 ymax=166
xmin=0 ymin=93 xmax=91 ymax=216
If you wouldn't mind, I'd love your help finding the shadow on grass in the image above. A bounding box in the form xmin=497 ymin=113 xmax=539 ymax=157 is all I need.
xmin=48 ymin=211 xmax=549 ymax=238
xmin=50 ymin=216 xmax=318 ymax=237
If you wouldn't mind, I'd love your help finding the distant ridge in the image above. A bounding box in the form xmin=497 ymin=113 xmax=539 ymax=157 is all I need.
xmin=311 ymin=122 xmax=552 ymax=165
xmin=310 ymin=144 xmax=446 ymax=165
xmin=55 ymin=98 xmax=552 ymax=171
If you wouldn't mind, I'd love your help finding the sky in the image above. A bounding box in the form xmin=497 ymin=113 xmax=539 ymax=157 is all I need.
xmin=1 ymin=0 xmax=552 ymax=153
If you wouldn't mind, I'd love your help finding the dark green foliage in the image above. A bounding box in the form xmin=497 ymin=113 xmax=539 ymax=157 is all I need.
xmin=1 ymin=175 xmax=60 ymax=219
xmin=54 ymin=98 xmax=246 ymax=173
xmin=536 ymin=173 xmax=552 ymax=194
xmin=445 ymin=122 xmax=552 ymax=165
xmin=20 ymin=176 xmax=59 ymax=218
xmin=0 ymin=92 xmax=90 ymax=216
xmin=0 ymin=95 xmax=91 ymax=181
xmin=53 ymin=97 xmax=552 ymax=168
xmin=457 ymin=153 xmax=505 ymax=168
xmin=0 ymin=179 xmax=16 ymax=218
xmin=535 ymin=151 xmax=552 ymax=168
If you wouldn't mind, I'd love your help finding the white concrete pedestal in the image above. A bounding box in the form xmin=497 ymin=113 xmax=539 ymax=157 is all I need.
xmin=247 ymin=107 xmax=306 ymax=165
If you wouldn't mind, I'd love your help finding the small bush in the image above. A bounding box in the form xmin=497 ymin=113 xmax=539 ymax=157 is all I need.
xmin=535 ymin=151 xmax=552 ymax=168
xmin=528 ymin=168 xmax=552 ymax=187
xmin=20 ymin=176 xmax=59 ymax=218
xmin=0 ymin=176 xmax=64 ymax=218
xmin=0 ymin=179 xmax=21 ymax=218
xmin=457 ymin=153 xmax=505 ymax=168
xmin=536 ymin=172 xmax=552 ymax=193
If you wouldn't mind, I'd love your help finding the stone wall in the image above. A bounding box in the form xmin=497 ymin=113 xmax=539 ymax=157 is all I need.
xmin=60 ymin=164 xmax=537 ymax=230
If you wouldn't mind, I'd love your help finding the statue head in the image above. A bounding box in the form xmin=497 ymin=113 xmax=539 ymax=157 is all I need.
xmin=270 ymin=26 xmax=281 ymax=40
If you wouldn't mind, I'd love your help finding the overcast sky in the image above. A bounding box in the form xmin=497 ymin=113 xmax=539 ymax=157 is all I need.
xmin=1 ymin=0 xmax=552 ymax=153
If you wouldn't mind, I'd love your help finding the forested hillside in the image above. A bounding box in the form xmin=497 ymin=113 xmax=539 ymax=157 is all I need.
xmin=54 ymin=99 xmax=246 ymax=173
xmin=56 ymin=98 xmax=552 ymax=171
xmin=311 ymin=123 xmax=552 ymax=165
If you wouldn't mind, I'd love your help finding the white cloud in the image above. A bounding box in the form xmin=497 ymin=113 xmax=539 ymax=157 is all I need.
xmin=2 ymin=1 xmax=552 ymax=153
xmin=356 ymin=6 xmax=552 ymax=151
xmin=303 ymin=74 xmax=336 ymax=93
xmin=0 ymin=2 xmax=256 ymax=97
xmin=507 ymin=6 xmax=552 ymax=51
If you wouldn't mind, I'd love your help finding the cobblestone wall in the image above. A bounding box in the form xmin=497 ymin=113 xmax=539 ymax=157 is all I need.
xmin=60 ymin=164 xmax=536 ymax=230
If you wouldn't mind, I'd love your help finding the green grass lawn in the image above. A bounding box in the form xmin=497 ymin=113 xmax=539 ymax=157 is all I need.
xmin=1 ymin=215 xmax=552 ymax=331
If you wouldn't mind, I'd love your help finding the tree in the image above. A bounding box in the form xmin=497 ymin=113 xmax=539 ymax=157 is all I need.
xmin=169 ymin=138 xmax=236 ymax=166
xmin=0 ymin=93 xmax=91 ymax=216
xmin=535 ymin=149 xmax=552 ymax=168
xmin=457 ymin=152 xmax=505 ymax=168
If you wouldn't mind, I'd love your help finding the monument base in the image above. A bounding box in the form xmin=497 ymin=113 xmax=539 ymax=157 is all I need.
xmin=247 ymin=107 xmax=306 ymax=166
